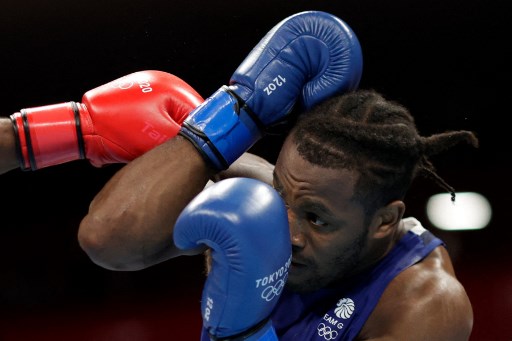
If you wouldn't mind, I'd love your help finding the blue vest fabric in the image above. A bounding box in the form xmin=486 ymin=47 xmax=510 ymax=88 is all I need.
xmin=270 ymin=218 xmax=444 ymax=341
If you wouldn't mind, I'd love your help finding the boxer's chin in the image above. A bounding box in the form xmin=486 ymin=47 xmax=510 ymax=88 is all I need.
xmin=285 ymin=263 xmax=323 ymax=293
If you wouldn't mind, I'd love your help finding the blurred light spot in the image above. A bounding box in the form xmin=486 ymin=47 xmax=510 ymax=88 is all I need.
xmin=426 ymin=192 xmax=491 ymax=230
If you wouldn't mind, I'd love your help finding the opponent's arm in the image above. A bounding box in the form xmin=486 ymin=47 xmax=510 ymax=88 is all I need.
xmin=0 ymin=118 xmax=19 ymax=174
xmin=9 ymin=70 xmax=203 ymax=171
xmin=78 ymin=10 xmax=362 ymax=271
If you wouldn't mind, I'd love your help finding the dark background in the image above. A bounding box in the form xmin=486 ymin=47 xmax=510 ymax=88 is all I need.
xmin=0 ymin=1 xmax=509 ymax=340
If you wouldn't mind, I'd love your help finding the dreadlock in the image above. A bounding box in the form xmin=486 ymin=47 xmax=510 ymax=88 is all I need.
xmin=290 ymin=89 xmax=479 ymax=215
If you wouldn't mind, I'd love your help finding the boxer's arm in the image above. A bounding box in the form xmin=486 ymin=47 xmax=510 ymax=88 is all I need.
xmin=0 ymin=118 xmax=19 ymax=174
xmin=79 ymin=10 xmax=362 ymax=271
xmin=78 ymin=136 xmax=211 ymax=271
xmin=214 ymin=152 xmax=274 ymax=186
xmin=78 ymin=138 xmax=275 ymax=271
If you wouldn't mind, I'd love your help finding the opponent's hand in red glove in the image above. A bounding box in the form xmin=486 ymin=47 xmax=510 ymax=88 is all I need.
xmin=10 ymin=70 xmax=203 ymax=170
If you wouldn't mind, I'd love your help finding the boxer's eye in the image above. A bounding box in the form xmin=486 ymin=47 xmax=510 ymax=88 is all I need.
xmin=307 ymin=213 xmax=328 ymax=227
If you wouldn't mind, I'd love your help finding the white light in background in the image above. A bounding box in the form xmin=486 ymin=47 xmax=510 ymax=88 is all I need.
xmin=426 ymin=192 xmax=492 ymax=231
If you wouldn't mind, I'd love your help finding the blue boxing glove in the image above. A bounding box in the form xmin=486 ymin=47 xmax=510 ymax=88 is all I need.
xmin=174 ymin=178 xmax=291 ymax=340
xmin=179 ymin=11 xmax=363 ymax=170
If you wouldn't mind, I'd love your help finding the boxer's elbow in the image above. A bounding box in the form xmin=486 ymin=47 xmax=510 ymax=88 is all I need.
xmin=78 ymin=211 xmax=145 ymax=271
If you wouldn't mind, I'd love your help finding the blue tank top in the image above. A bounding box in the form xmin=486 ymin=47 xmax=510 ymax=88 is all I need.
xmin=269 ymin=217 xmax=444 ymax=341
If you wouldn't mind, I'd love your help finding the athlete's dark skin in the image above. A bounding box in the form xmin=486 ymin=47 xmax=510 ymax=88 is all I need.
xmin=0 ymin=118 xmax=19 ymax=174
xmin=1 ymin=108 xmax=473 ymax=340
xmin=75 ymin=132 xmax=472 ymax=340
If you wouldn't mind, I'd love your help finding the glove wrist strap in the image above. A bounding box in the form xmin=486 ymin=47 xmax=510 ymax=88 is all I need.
xmin=209 ymin=319 xmax=277 ymax=341
xmin=10 ymin=102 xmax=85 ymax=170
xmin=180 ymin=87 xmax=263 ymax=170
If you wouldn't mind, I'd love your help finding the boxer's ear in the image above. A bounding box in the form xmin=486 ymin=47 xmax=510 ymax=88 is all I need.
xmin=370 ymin=200 xmax=405 ymax=239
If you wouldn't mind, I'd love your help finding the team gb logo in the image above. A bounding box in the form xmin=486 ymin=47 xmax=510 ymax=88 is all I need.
xmin=334 ymin=298 xmax=355 ymax=319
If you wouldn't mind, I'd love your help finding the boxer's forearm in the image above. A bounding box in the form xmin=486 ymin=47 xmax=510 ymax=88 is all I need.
xmin=78 ymin=136 xmax=211 ymax=271
xmin=0 ymin=118 xmax=19 ymax=174
xmin=214 ymin=152 xmax=275 ymax=185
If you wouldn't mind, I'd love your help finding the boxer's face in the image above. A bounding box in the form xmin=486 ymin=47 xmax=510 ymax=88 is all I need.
xmin=274 ymin=138 xmax=375 ymax=293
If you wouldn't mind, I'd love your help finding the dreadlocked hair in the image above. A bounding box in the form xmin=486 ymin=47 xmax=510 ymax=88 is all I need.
xmin=290 ymin=89 xmax=479 ymax=216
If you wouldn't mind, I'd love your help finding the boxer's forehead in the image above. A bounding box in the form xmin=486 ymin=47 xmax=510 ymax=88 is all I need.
xmin=274 ymin=139 xmax=360 ymax=214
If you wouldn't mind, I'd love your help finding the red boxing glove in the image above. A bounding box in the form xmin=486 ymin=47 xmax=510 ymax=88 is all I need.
xmin=10 ymin=70 xmax=203 ymax=170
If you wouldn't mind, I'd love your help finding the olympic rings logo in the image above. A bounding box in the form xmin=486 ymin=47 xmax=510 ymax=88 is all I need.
xmin=110 ymin=79 xmax=134 ymax=90
xmin=317 ymin=323 xmax=338 ymax=340
xmin=260 ymin=278 xmax=285 ymax=301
